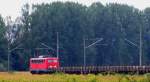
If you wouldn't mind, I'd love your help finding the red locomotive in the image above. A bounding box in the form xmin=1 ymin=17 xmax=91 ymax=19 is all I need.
xmin=30 ymin=55 xmax=60 ymax=74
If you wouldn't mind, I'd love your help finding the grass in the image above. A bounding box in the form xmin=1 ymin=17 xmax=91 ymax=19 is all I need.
xmin=0 ymin=72 xmax=149 ymax=82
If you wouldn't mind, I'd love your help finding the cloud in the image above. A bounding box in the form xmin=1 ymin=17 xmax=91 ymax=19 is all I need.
xmin=0 ymin=0 xmax=23 ymax=20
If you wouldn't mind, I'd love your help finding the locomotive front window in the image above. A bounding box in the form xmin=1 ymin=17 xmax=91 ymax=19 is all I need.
xmin=48 ymin=60 xmax=57 ymax=63
xmin=48 ymin=60 xmax=52 ymax=63
xmin=31 ymin=59 xmax=44 ymax=64
xmin=53 ymin=60 xmax=57 ymax=62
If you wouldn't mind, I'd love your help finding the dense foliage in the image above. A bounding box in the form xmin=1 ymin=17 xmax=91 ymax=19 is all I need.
xmin=1 ymin=2 xmax=150 ymax=71
xmin=0 ymin=15 xmax=7 ymax=71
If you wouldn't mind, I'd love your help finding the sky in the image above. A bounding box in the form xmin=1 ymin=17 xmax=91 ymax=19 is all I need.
xmin=0 ymin=0 xmax=150 ymax=20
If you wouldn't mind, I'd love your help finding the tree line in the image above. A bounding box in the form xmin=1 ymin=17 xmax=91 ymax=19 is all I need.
xmin=0 ymin=2 xmax=150 ymax=71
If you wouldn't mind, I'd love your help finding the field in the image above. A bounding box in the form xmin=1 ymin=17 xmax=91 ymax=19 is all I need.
xmin=0 ymin=72 xmax=150 ymax=82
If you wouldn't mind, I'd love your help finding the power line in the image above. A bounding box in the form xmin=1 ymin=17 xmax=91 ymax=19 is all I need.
xmin=83 ymin=38 xmax=103 ymax=68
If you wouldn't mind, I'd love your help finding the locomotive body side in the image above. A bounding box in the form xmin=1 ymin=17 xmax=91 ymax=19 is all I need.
xmin=30 ymin=57 xmax=59 ymax=74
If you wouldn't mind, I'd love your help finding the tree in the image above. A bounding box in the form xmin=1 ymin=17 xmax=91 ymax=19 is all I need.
xmin=0 ymin=15 xmax=7 ymax=71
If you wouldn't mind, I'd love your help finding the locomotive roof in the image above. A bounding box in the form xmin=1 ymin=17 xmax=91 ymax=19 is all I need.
xmin=31 ymin=57 xmax=58 ymax=60
xmin=31 ymin=56 xmax=58 ymax=59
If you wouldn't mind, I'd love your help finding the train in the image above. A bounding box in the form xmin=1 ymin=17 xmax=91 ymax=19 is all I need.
xmin=30 ymin=55 xmax=150 ymax=74
xmin=30 ymin=55 xmax=60 ymax=74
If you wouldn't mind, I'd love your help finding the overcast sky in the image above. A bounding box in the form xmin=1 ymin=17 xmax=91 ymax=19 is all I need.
xmin=0 ymin=0 xmax=150 ymax=20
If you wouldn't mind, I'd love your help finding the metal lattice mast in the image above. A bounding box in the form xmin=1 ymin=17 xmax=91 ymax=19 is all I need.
xmin=57 ymin=32 xmax=59 ymax=59
xmin=139 ymin=25 xmax=142 ymax=66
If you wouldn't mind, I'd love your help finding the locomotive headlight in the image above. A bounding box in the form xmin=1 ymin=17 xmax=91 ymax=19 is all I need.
xmin=48 ymin=65 xmax=57 ymax=68
xmin=49 ymin=66 xmax=52 ymax=68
